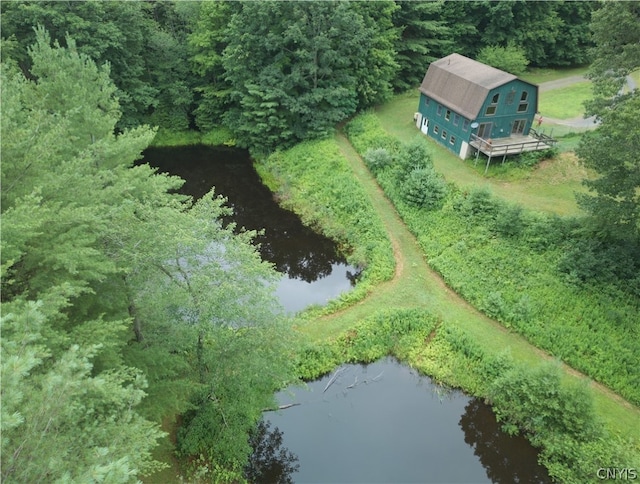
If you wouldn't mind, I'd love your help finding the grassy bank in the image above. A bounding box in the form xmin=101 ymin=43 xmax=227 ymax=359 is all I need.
xmin=259 ymin=139 xmax=395 ymax=313
xmin=146 ymin=126 xmax=639 ymax=482
xmin=345 ymin=112 xmax=639 ymax=407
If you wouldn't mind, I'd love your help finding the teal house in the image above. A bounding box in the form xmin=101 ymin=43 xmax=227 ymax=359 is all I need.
xmin=415 ymin=53 xmax=551 ymax=161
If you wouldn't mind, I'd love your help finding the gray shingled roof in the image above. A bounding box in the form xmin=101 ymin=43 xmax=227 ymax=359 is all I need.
xmin=419 ymin=53 xmax=518 ymax=120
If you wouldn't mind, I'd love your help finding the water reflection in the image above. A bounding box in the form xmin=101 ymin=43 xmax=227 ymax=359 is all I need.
xmin=460 ymin=399 xmax=551 ymax=483
xmin=245 ymin=420 xmax=299 ymax=484
xmin=141 ymin=146 xmax=358 ymax=311
xmin=258 ymin=358 xmax=550 ymax=483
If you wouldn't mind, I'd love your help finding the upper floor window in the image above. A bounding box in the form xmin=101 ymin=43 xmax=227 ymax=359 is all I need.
xmin=485 ymin=105 xmax=497 ymax=116
xmin=462 ymin=119 xmax=469 ymax=131
xmin=518 ymin=91 xmax=529 ymax=113
xmin=425 ymin=97 xmax=431 ymax=107
xmin=453 ymin=113 xmax=460 ymax=126
xmin=437 ymin=105 xmax=443 ymax=116
xmin=491 ymin=93 xmax=500 ymax=104
xmin=445 ymin=109 xmax=451 ymax=121
xmin=506 ymin=90 xmax=515 ymax=105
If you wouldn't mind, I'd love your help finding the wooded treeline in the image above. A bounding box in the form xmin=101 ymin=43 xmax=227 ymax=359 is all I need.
xmin=1 ymin=27 xmax=296 ymax=482
xmin=1 ymin=0 xmax=595 ymax=151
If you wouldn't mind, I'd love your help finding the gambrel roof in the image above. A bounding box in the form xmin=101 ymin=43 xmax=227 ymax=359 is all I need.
xmin=419 ymin=53 xmax=524 ymax=120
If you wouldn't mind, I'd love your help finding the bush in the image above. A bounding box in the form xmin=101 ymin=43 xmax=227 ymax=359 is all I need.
xmin=489 ymin=362 xmax=601 ymax=442
xmin=456 ymin=187 xmax=499 ymax=221
xmin=344 ymin=113 xmax=399 ymax=154
xmin=476 ymin=42 xmax=529 ymax=76
xmin=401 ymin=167 xmax=448 ymax=210
xmin=516 ymin=147 xmax=558 ymax=168
xmin=558 ymin=236 xmax=640 ymax=290
xmin=363 ymin=147 xmax=393 ymax=174
xmin=395 ymin=136 xmax=433 ymax=175
xmin=493 ymin=202 xmax=524 ymax=237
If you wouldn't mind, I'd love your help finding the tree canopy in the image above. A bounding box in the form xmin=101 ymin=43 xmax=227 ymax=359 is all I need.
xmin=1 ymin=28 xmax=295 ymax=482
xmin=1 ymin=0 xmax=599 ymax=153
xmin=577 ymin=1 xmax=640 ymax=241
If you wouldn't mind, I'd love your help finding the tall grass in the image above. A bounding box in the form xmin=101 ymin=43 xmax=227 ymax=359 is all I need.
xmin=260 ymin=139 xmax=395 ymax=312
xmin=345 ymin=112 xmax=640 ymax=406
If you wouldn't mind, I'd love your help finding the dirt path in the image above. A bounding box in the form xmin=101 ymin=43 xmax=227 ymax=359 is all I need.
xmin=318 ymin=131 xmax=639 ymax=415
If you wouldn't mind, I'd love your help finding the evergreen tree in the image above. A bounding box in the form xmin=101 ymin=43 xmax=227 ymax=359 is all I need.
xmin=586 ymin=1 xmax=640 ymax=115
xmin=0 ymin=0 xmax=194 ymax=129
xmin=392 ymin=1 xmax=452 ymax=92
xmin=576 ymin=93 xmax=640 ymax=241
xmin=576 ymin=1 xmax=640 ymax=241
xmin=2 ymin=28 xmax=296 ymax=480
xmin=189 ymin=0 xmax=236 ymax=131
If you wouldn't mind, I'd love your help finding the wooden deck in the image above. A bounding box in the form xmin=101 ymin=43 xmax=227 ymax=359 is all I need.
xmin=471 ymin=130 xmax=557 ymax=173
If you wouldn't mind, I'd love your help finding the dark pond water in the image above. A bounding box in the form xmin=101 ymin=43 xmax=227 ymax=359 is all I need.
xmin=253 ymin=358 xmax=551 ymax=484
xmin=141 ymin=145 xmax=358 ymax=313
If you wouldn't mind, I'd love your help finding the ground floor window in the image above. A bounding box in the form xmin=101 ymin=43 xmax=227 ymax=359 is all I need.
xmin=434 ymin=125 xmax=439 ymax=135
xmin=450 ymin=135 xmax=456 ymax=145
xmin=442 ymin=130 xmax=447 ymax=140
xmin=512 ymin=119 xmax=526 ymax=135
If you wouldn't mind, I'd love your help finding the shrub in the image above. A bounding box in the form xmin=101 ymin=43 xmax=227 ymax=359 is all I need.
xmin=401 ymin=167 xmax=448 ymax=210
xmin=476 ymin=42 xmax=529 ymax=76
xmin=396 ymin=136 xmax=433 ymax=173
xmin=363 ymin=147 xmax=393 ymax=174
xmin=558 ymin=236 xmax=640 ymax=290
xmin=489 ymin=362 xmax=601 ymax=443
xmin=344 ymin=113 xmax=399 ymax=154
xmin=516 ymin=147 xmax=558 ymax=168
xmin=456 ymin=187 xmax=499 ymax=221
xmin=493 ymin=202 xmax=525 ymax=237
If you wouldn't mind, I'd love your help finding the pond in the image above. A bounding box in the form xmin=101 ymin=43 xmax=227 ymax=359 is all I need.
xmin=252 ymin=358 xmax=551 ymax=484
xmin=142 ymin=146 xmax=550 ymax=483
xmin=141 ymin=145 xmax=359 ymax=313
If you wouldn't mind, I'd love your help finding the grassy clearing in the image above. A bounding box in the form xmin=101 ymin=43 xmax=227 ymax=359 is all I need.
xmin=539 ymin=81 xmax=593 ymax=119
xmin=375 ymin=95 xmax=586 ymax=215
xmin=290 ymin=131 xmax=639 ymax=441
xmin=345 ymin=113 xmax=639 ymax=403
xmin=520 ymin=66 xmax=589 ymax=84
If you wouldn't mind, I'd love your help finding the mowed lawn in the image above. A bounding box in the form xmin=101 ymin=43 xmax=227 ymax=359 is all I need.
xmin=374 ymin=90 xmax=588 ymax=215
xmin=539 ymin=81 xmax=593 ymax=119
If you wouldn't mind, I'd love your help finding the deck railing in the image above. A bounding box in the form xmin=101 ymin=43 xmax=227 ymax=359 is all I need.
xmin=470 ymin=132 xmax=557 ymax=174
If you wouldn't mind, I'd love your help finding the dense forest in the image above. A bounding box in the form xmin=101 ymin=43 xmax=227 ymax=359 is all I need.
xmin=2 ymin=0 xmax=595 ymax=149
xmin=1 ymin=1 xmax=639 ymax=482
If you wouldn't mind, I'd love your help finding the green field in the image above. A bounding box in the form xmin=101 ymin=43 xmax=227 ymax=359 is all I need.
xmin=374 ymin=91 xmax=588 ymax=216
xmin=520 ymin=66 xmax=589 ymax=85
xmin=539 ymin=81 xmax=593 ymax=119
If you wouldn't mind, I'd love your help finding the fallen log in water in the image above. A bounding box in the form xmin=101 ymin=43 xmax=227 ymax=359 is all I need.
xmin=323 ymin=366 xmax=347 ymax=393
xmin=346 ymin=376 xmax=358 ymax=389
xmin=262 ymin=403 xmax=301 ymax=412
